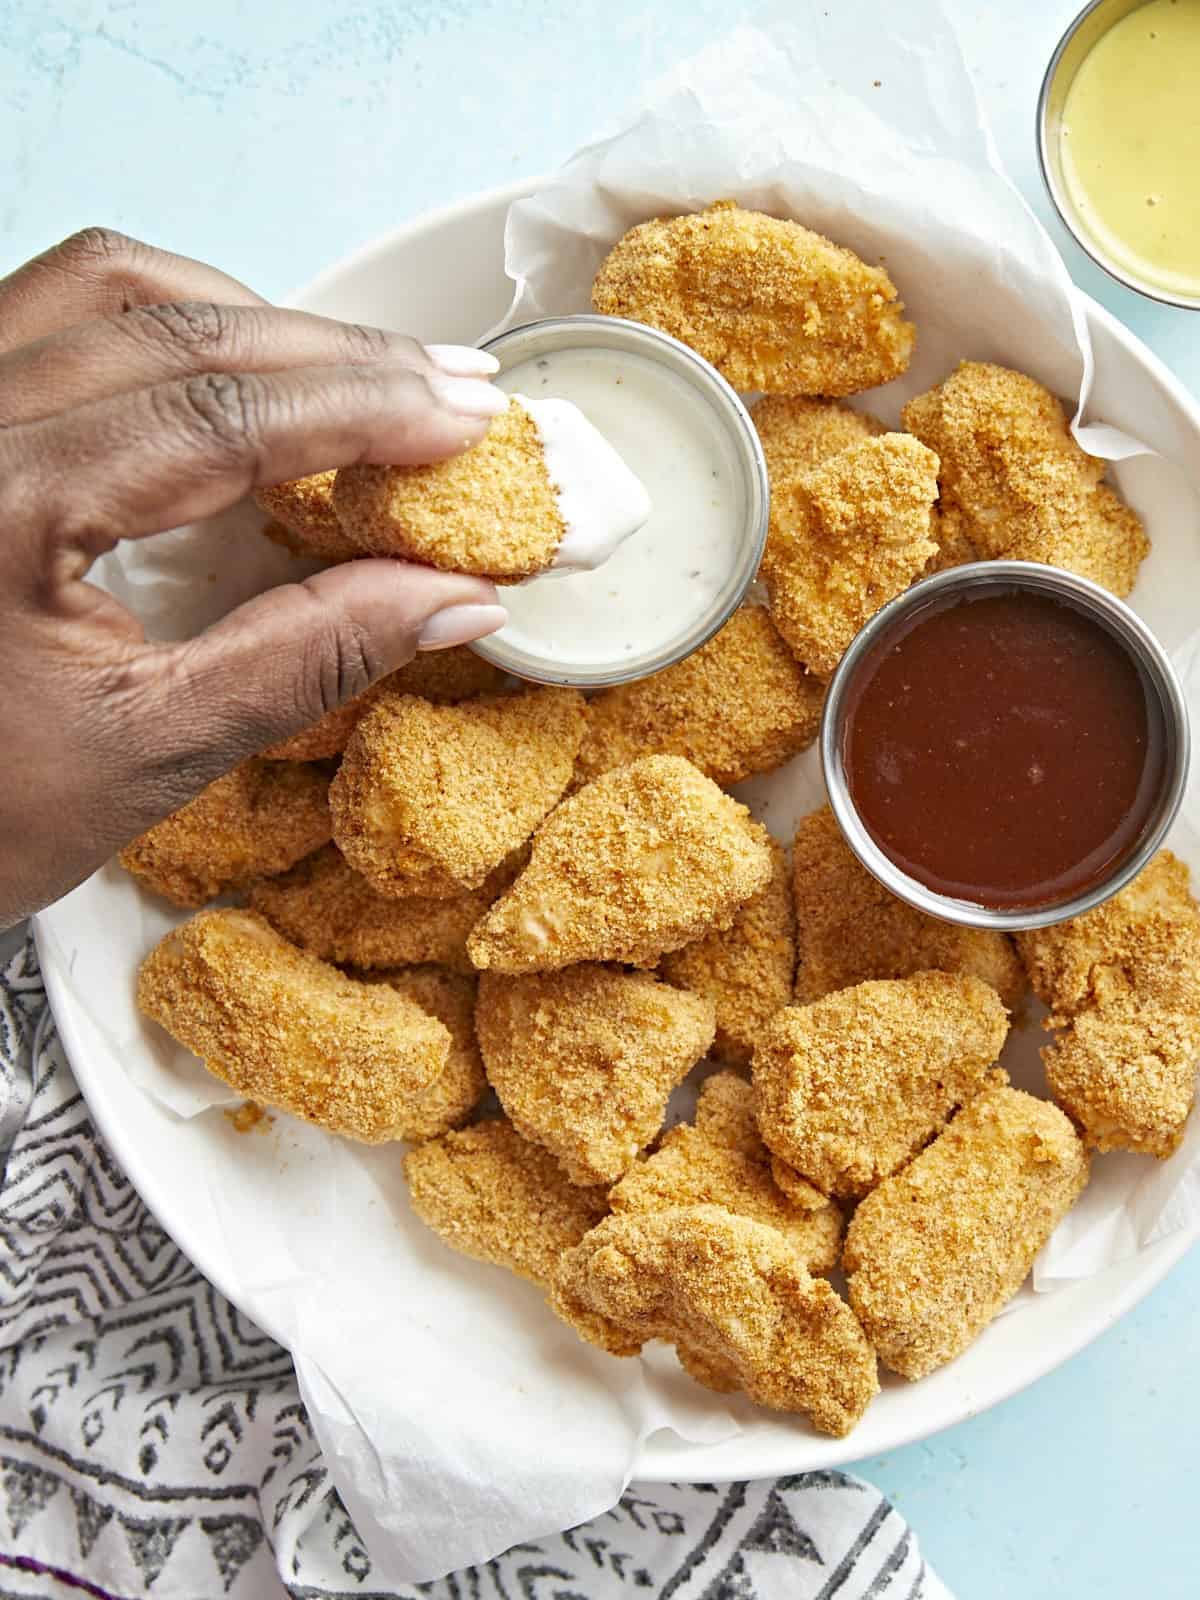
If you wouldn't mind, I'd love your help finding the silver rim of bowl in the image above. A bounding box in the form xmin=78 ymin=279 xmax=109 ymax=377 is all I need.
xmin=1037 ymin=0 xmax=1200 ymax=312
xmin=471 ymin=314 xmax=770 ymax=689
xmin=820 ymin=561 xmax=1191 ymax=932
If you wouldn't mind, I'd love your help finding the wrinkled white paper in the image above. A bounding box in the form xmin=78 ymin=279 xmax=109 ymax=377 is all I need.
xmin=45 ymin=0 xmax=1200 ymax=1580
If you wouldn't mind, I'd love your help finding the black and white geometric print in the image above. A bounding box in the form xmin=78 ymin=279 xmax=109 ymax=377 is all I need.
xmin=0 ymin=934 xmax=949 ymax=1600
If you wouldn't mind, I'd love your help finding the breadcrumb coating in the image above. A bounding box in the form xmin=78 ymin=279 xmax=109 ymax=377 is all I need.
xmin=137 ymin=910 xmax=449 ymax=1142
xmin=754 ymin=973 xmax=1009 ymax=1199
xmin=118 ymin=760 xmax=332 ymax=909
xmin=902 ymin=362 xmax=1149 ymax=597
xmin=792 ymin=806 xmax=1026 ymax=1011
xmin=331 ymin=687 xmax=586 ymax=898
xmin=332 ymin=400 xmax=566 ymax=582
xmin=249 ymin=844 xmax=519 ymax=973
xmin=373 ymin=967 xmax=486 ymax=1141
xmin=660 ymin=837 xmax=795 ymax=1066
xmin=610 ymin=1073 xmax=842 ymax=1272
xmin=760 ymin=434 xmax=939 ymax=677
xmin=467 ymin=756 xmax=774 ymax=973
xmin=476 ymin=965 xmax=715 ymax=1185
xmin=255 ymin=472 xmax=360 ymax=561
xmin=574 ymin=606 xmax=823 ymax=789
xmin=591 ymin=202 xmax=915 ymax=397
xmin=403 ymin=1118 xmax=610 ymax=1289
xmin=844 ymin=1078 xmax=1089 ymax=1378
xmin=263 ymin=648 xmax=507 ymax=761
xmin=753 ymin=396 xmax=885 ymax=485
xmin=551 ymin=1205 xmax=879 ymax=1436
xmin=922 ymin=504 xmax=980 ymax=575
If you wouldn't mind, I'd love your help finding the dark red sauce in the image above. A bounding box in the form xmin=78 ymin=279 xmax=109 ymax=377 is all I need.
xmin=841 ymin=589 xmax=1166 ymax=909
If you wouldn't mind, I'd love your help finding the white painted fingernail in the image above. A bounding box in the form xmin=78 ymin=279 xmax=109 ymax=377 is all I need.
xmin=427 ymin=374 xmax=508 ymax=419
xmin=426 ymin=343 xmax=500 ymax=377
xmin=417 ymin=603 xmax=508 ymax=650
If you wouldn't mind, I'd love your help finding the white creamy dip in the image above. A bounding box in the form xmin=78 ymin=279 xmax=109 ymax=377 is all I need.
xmin=515 ymin=394 xmax=652 ymax=575
xmin=495 ymin=347 xmax=743 ymax=668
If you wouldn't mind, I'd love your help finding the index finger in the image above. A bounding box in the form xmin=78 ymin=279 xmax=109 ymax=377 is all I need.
xmin=0 ymin=228 xmax=266 ymax=354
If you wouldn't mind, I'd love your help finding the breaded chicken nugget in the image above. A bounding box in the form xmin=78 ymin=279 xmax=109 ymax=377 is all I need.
xmin=476 ymin=964 xmax=714 ymax=1184
xmin=760 ymin=434 xmax=939 ymax=677
xmin=467 ymin=756 xmax=774 ymax=973
xmin=843 ymin=1077 xmax=1089 ymax=1378
xmin=263 ymin=648 xmax=507 ymax=761
xmin=753 ymin=396 xmax=885 ymax=485
xmin=137 ymin=910 xmax=449 ymax=1141
xmin=591 ymin=202 xmax=915 ymax=397
xmin=331 ymin=687 xmax=586 ymax=898
xmin=902 ymin=362 xmax=1149 ymax=596
xmin=255 ymin=472 xmax=360 ymax=561
xmin=574 ymin=606 xmax=823 ymax=789
xmin=754 ymin=973 xmax=1009 ymax=1199
xmin=1017 ymin=852 xmax=1200 ymax=1157
xmin=404 ymin=1118 xmax=610 ymax=1288
xmin=792 ymin=806 xmax=1025 ymax=1010
xmin=249 ymin=843 xmax=518 ymax=973
xmin=119 ymin=759 xmax=332 ymax=909
xmin=333 ymin=400 xmax=566 ymax=580
xmin=660 ymin=836 xmax=795 ymax=1066
xmin=610 ymin=1073 xmax=841 ymax=1272
xmin=1016 ymin=850 xmax=1197 ymax=1013
xmin=1042 ymin=916 xmax=1200 ymax=1158
xmin=551 ymin=1205 xmax=878 ymax=1436
xmin=922 ymin=504 xmax=980 ymax=575
xmin=373 ymin=967 xmax=486 ymax=1140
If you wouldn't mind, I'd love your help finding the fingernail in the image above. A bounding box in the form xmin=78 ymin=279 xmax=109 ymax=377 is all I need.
xmin=417 ymin=603 xmax=508 ymax=651
xmin=426 ymin=343 xmax=501 ymax=377
xmin=427 ymin=374 xmax=509 ymax=419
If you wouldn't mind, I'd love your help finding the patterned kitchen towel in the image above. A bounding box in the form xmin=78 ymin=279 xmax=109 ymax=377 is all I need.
xmin=0 ymin=932 xmax=949 ymax=1600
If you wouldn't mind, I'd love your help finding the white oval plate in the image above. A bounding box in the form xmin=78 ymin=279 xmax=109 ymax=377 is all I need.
xmin=36 ymin=178 xmax=1200 ymax=1482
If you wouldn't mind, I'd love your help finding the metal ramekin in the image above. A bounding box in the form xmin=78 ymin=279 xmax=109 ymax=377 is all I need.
xmin=470 ymin=314 xmax=769 ymax=689
xmin=1038 ymin=0 xmax=1200 ymax=310
xmin=821 ymin=562 xmax=1191 ymax=932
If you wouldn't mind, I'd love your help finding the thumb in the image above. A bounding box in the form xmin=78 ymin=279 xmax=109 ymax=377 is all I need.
xmin=148 ymin=559 xmax=507 ymax=773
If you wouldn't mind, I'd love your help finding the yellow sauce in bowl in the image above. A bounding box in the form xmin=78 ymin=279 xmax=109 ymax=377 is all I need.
xmin=1060 ymin=0 xmax=1200 ymax=300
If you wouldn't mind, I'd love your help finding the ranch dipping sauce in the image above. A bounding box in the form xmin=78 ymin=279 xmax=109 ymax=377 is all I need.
xmin=840 ymin=588 xmax=1169 ymax=912
xmin=491 ymin=344 xmax=747 ymax=671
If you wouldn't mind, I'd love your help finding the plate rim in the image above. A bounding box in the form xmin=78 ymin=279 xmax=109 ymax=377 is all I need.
xmin=36 ymin=174 xmax=1200 ymax=1485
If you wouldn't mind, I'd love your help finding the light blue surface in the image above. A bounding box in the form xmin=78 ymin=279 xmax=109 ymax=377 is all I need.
xmin=3 ymin=2 xmax=1198 ymax=1595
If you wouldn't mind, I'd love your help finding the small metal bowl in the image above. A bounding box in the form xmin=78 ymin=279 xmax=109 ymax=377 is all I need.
xmin=1038 ymin=0 xmax=1200 ymax=310
xmin=471 ymin=314 xmax=769 ymax=689
xmin=821 ymin=562 xmax=1190 ymax=932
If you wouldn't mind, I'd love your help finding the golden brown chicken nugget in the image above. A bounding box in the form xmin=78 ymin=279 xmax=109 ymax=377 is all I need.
xmin=119 ymin=760 xmax=332 ymax=909
xmin=249 ymin=844 xmax=518 ymax=973
xmin=137 ymin=910 xmax=449 ymax=1142
xmin=404 ymin=1119 xmax=610 ymax=1289
xmin=660 ymin=836 xmax=795 ymax=1066
xmin=373 ymin=967 xmax=486 ymax=1140
xmin=922 ymin=504 xmax=980 ymax=574
xmin=792 ymin=806 xmax=1025 ymax=1011
xmin=255 ymin=472 xmax=360 ymax=561
xmin=467 ymin=756 xmax=774 ymax=973
xmin=1016 ymin=850 xmax=1197 ymax=1013
xmin=902 ymin=361 xmax=1149 ymax=597
xmin=1042 ymin=915 xmax=1200 ymax=1159
xmin=592 ymin=202 xmax=915 ymax=397
xmin=263 ymin=648 xmax=508 ymax=761
xmin=333 ymin=400 xmax=565 ymax=581
xmin=753 ymin=396 xmax=886 ymax=485
xmin=574 ymin=606 xmax=823 ymax=789
xmin=760 ymin=434 xmax=939 ymax=677
xmin=754 ymin=973 xmax=1009 ymax=1199
xmin=331 ymin=687 xmax=586 ymax=898
xmin=843 ymin=1078 xmax=1089 ymax=1378
xmin=610 ymin=1073 xmax=841 ymax=1272
xmin=552 ymin=1205 xmax=878 ymax=1436
xmin=476 ymin=964 xmax=714 ymax=1185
